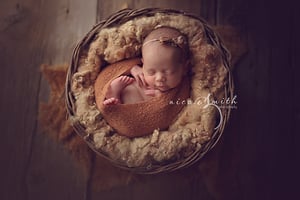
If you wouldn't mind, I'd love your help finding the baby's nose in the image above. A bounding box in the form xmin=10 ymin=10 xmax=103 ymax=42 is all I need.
xmin=156 ymin=73 xmax=166 ymax=82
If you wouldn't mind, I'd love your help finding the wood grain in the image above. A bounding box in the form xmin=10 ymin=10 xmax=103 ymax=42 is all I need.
xmin=96 ymin=0 xmax=202 ymax=21
xmin=0 ymin=1 xmax=45 ymax=199
xmin=27 ymin=0 xmax=98 ymax=199
xmin=0 ymin=0 xmax=297 ymax=199
xmin=0 ymin=0 xmax=97 ymax=200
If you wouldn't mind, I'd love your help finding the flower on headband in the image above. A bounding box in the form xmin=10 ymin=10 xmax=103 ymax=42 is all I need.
xmin=160 ymin=35 xmax=187 ymax=49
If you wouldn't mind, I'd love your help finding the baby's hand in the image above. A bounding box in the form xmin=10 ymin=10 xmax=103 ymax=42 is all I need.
xmin=131 ymin=65 xmax=147 ymax=87
xmin=144 ymin=88 xmax=162 ymax=97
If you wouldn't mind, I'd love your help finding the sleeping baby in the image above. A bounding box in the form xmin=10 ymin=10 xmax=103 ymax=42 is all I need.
xmin=103 ymin=26 xmax=190 ymax=105
xmin=94 ymin=26 xmax=191 ymax=137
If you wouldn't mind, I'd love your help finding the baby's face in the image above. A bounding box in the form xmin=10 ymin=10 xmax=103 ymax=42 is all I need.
xmin=142 ymin=44 xmax=186 ymax=92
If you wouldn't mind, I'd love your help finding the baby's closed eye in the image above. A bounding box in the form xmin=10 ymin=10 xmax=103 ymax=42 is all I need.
xmin=146 ymin=69 xmax=155 ymax=75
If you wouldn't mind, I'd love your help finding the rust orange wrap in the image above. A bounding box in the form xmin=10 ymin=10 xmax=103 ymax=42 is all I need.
xmin=94 ymin=58 xmax=190 ymax=138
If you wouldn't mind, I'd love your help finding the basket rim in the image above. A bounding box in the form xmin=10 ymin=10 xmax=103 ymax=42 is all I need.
xmin=65 ymin=7 xmax=234 ymax=174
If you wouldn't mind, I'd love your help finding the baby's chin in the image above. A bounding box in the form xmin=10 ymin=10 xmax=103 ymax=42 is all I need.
xmin=154 ymin=85 xmax=175 ymax=92
xmin=156 ymin=82 xmax=182 ymax=91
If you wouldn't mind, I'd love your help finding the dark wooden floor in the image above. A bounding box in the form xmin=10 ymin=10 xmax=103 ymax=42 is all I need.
xmin=0 ymin=0 xmax=298 ymax=200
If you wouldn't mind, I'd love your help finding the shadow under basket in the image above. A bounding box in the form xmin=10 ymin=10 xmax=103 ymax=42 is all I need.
xmin=65 ymin=8 xmax=233 ymax=174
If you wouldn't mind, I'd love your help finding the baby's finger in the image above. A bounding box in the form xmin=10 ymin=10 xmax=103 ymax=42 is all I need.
xmin=144 ymin=89 xmax=156 ymax=96
xmin=140 ymin=76 xmax=147 ymax=87
xmin=136 ymin=73 xmax=145 ymax=86
xmin=135 ymin=74 xmax=144 ymax=87
xmin=137 ymin=76 xmax=143 ymax=87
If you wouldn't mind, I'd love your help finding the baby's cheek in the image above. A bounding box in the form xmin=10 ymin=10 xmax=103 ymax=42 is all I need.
xmin=145 ymin=76 xmax=155 ymax=86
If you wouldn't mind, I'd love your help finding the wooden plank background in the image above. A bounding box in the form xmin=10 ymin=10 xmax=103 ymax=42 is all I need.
xmin=0 ymin=0 xmax=298 ymax=200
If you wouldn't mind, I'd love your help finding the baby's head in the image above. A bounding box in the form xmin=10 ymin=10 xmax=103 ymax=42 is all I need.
xmin=142 ymin=27 xmax=189 ymax=92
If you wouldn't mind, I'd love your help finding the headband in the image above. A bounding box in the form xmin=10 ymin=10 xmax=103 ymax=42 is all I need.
xmin=142 ymin=35 xmax=188 ymax=50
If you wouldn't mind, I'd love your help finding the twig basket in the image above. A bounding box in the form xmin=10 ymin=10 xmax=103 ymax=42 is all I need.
xmin=65 ymin=8 xmax=233 ymax=174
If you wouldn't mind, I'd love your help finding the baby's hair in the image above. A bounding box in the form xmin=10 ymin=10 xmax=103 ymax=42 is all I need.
xmin=142 ymin=26 xmax=190 ymax=62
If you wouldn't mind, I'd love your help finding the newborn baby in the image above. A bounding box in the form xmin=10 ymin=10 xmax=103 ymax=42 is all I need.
xmin=103 ymin=26 xmax=190 ymax=105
